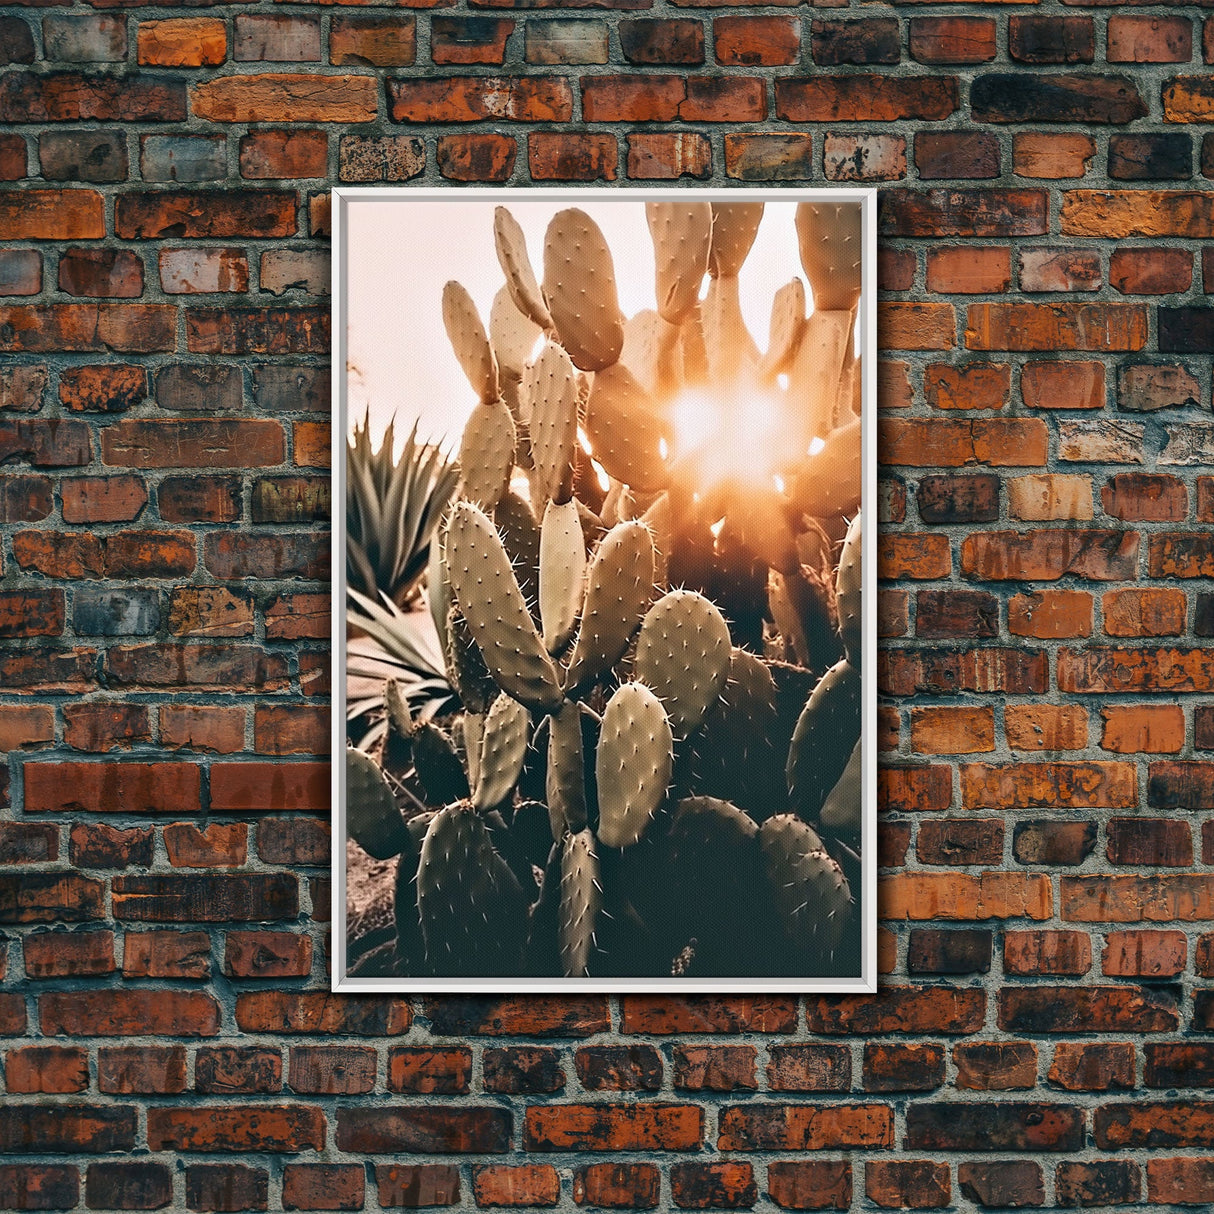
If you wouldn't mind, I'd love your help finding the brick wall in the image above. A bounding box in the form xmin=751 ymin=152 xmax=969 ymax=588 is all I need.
xmin=1 ymin=0 xmax=1213 ymax=1209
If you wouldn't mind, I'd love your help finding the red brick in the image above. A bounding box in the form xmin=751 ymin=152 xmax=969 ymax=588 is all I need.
xmin=194 ymin=73 xmax=376 ymax=123
xmin=910 ymin=706 xmax=994 ymax=755
xmin=1005 ymin=930 xmax=1092 ymax=977
xmin=0 ymin=305 xmax=175 ymax=354
xmin=0 ymin=189 xmax=104 ymax=240
xmin=766 ymin=1045 xmax=849 ymax=1093
xmin=186 ymin=307 xmax=329 ymax=355
xmin=240 ymin=129 xmax=327 ymax=179
xmin=865 ymin=1161 xmax=948 ymax=1210
xmin=966 ymin=302 xmax=1148 ymax=351
xmin=1102 ymin=929 xmax=1186 ymax=977
xmin=186 ymin=1165 xmax=268 ymax=1213
xmin=237 ymin=991 xmax=410 ymax=1035
xmin=626 ymin=132 xmax=710 ymax=180
xmin=1147 ymin=1158 xmax=1214 ymax=1205
xmin=225 ymin=931 xmax=313 ymax=979
xmin=375 ymin=1165 xmax=459 ymax=1209
xmin=778 ymin=75 xmax=956 ymax=122
xmin=388 ymin=1046 xmax=472 ymax=1094
xmin=917 ymin=819 xmax=1004 ymax=866
xmin=718 ymin=1104 xmax=891 ymax=1151
xmin=61 ymin=475 xmax=147 ymax=524
xmin=526 ymin=1104 xmax=703 ymax=1151
xmin=1108 ymin=15 xmax=1192 ymax=63
xmin=97 ymin=1045 xmax=187 ymax=1095
xmin=724 ymin=133 xmax=812 ymax=181
xmin=953 ymin=1042 xmax=1037 ymax=1091
xmin=40 ymin=989 xmax=220 ymax=1037
xmin=528 ymin=131 xmax=616 ymax=181
xmin=63 ymin=702 xmax=150 ymax=751
xmin=765 ymin=1161 xmax=851 ymax=1210
xmin=880 ymin=418 xmax=1047 ymax=467
xmin=161 ymin=704 xmax=245 ymax=753
xmin=159 ymin=247 xmax=249 ymax=294
xmin=863 ymin=1043 xmax=945 ymax=1092
xmin=103 ymin=419 xmax=285 ymax=469
xmin=289 ymin=1046 xmax=375 ymax=1095
xmin=924 ymin=363 xmax=1009 ymax=411
xmin=621 ymin=996 xmax=795 ymax=1035
xmin=484 ymin=1046 xmax=565 ymax=1094
xmin=916 ymin=131 xmax=999 ymax=180
xmin=1021 ymin=360 xmax=1105 ymax=410
xmin=716 ymin=16 xmax=798 ymax=65
xmin=148 ymin=1105 xmax=324 ymax=1153
xmin=330 ymin=15 xmax=415 ymax=66
xmin=1110 ymin=247 xmax=1193 ymax=295
xmin=805 ymin=988 xmax=985 ymax=1035
xmin=391 ymin=75 xmax=571 ymax=122
xmin=672 ymin=1045 xmax=756 ymax=1092
xmin=909 ymin=16 xmax=993 ymax=64
xmin=24 ymin=760 xmax=201 ymax=814
xmin=164 ymin=821 xmax=248 ymax=867
xmin=925 ymin=246 xmax=1010 ymax=294
xmin=1101 ymin=704 xmax=1185 ymax=754
xmin=473 ymin=1165 xmax=560 ymax=1209
xmin=5 ymin=1045 xmax=88 ymax=1093
xmin=1007 ymin=589 xmax=1093 ymax=639
xmin=573 ymin=1163 xmax=658 ymax=1209
xmin=195 ymin=1046 xmax=282 ymax=1095
xmin=435 ymin=133 xmax=516 ymax=182
xmin=282 ymin=1164 xmax=364 ymax=1212
xmin=670 ymin=1162 xmax=755 ymax=1210
xmin=881 ymin=872 xmax=1050 ymax=921
xmin=338 ymin=1106 xmax=509 ymax=1154
xmin=620 ymin=18 xmax=703 ymax=64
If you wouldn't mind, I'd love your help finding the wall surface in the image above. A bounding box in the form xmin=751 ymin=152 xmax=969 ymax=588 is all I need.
xmin=2 ymin=0 xmax=1214 ymax=1210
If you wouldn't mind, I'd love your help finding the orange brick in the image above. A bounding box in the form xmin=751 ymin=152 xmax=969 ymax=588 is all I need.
xmin=911 ymin=706 xmax=995 ymax=755
xmin=926 ymin=246 xmax=1011 ymax=294
xmin=138 ymin=18 xmax=226 ymax=67
xmin=1103 ymin=588 xmax=1187 ymax=638
xmin=1005 ymin=704 xmax=1089 ymax=752
xmin=1008 ymin=590 xmax=1094 ymax=639
xmin=1021 ymin=360 xmax=1105 ymax=409
xmin=1007 ymin=474 xmax=1093 ymax=521
xmin=1013 ymin=132 xmax=1096 ymax=179
xmin=1101 ymin=705 xmax=1186 ymax=754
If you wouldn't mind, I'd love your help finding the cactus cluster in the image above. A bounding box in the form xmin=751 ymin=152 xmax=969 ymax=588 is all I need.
xmin=346 ymin=199 xmax=865 ymax=980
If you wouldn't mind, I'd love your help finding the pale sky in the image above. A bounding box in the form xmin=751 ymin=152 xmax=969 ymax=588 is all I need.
xmin=345 ymin=198 xmax=817 ymax=455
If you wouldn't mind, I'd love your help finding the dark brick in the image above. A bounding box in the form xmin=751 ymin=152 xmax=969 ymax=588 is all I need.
xmin=1109 ymin=133 xmax=1192 ymax=180
xmin=907 ymin=929 xmax=992 ymax=974
xmin=971 ymin=75 xmax=1147 ymax=125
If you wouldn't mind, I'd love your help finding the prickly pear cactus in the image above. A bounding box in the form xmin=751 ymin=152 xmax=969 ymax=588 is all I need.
xmin=759 ymin=812 xmax=852 ymax=968
xmin=445 ymin=500 xmax=564 ymax=713
xmin=542 ymin=207 xmax=625 ymax=372
xmin=633 ymin=589 xmax=731 ymax=738
xmin=539 ymin=498 xmax=586 ymax=655
xmin=347 ymin=748 xmax=411 ymax=860
xmin=473 ymin=693 xmax=530 ymax=812
xmin=417 ymin=802 xmax=528 ymax=975
xmin=795 ymin=201 xmax=863 ymax=313
xmin=563 ymin=520 xmax=656 ymax=695
xmin=836 ymin=510 xmax=862 ymax=669
xmin=559 ymin=828 xmax=602 ymax=977
xmin=786 ymin=656 xmax=861 ymax=826
xmin=646 ymin=201 xmax=712 ymax=325
xmin=442 ymin=280 xmax=499 ymax=404
xmin=595 ymin=682 xmax=674 ymax=849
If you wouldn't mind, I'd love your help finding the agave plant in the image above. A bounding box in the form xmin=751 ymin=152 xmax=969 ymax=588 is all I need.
xmin=347 ymin=411 xmax=459 ymax=609
xmin=347 ymin=589 xmax=455 ymax=748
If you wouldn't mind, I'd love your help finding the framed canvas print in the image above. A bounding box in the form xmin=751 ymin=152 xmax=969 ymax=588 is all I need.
xmin=332 ymin=187 xmax=876 ymax=993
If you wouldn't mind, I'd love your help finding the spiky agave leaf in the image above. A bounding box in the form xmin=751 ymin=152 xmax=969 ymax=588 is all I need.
xmin=347 ymin=410 xmax=459 ymax=608
xmin=347 ymin=589 xmax=455 ymax=739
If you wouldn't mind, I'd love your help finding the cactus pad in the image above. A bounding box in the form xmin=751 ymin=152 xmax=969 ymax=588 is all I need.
xmin=445 ymin=604 xmax=495 ymax=716
xmin=563 ymin=520 xmax=656 ymax=694
xmin=494 ymin=204 xmax=552 ymax=331
xmin=412 ymin=720 xmax=470 ymax=806
xmin=836 ymin=510 xmax=862 ymax=669
xmin=759 ymin=278 xmax=806 ymax=382
xmin=442 ymin=280 xmax=499 ymax=403
xmin=595 ymin=682 xmax=674 ymax=849
xmin=557 ymin=828 xmax=601 ymax=978
xmin=473 ymin=692 xmax=530 ymax=812
xmin=529 ymin=342 xmax=579 ymax=504
xmin=417 ymin=802 xmax=527 ymax=975
xmin=542 ymin=208 xmax=625 ymax=372
xmin=796 ymin=201 xmax=863 ymax=314
xmin=546 ymin=698 xmax=588 ymax=838
xmin=820 ymin=736 xmax=862 ymax=838
xmin=458 ymin=399 xmax=516 ymax=511
xmin=634 ymin=589 xmax=732 ymax=737
xmin=759 ymin=812 xmax=852 ymax=965
xmin=646 ymin=201 xmax=712 ymax=325
xmin=786 ymin=657 xmax=861 ymax=825
xmin=489 ymin=283 xmax=542 ymax=382
xmin=709 ymin=202 xmax=764 ymax=279
xmin=539 ymin=498 xmax=586 ymax=655
xmin=700 ymin=274 xmax=757 ymax=383
xmin=346 ymin=748 xmax=411 ymax=860
xmin=493 ymin=490 xmax=542 ymax=621
xmin=445 ymin=500 xmax=563 ymax=713
xmin=585 ymin=362 xmax=670 ymax=493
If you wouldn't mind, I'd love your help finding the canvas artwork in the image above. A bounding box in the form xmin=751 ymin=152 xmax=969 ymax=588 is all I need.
xmin=332 ymin=188 xmax=876 ymax=992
